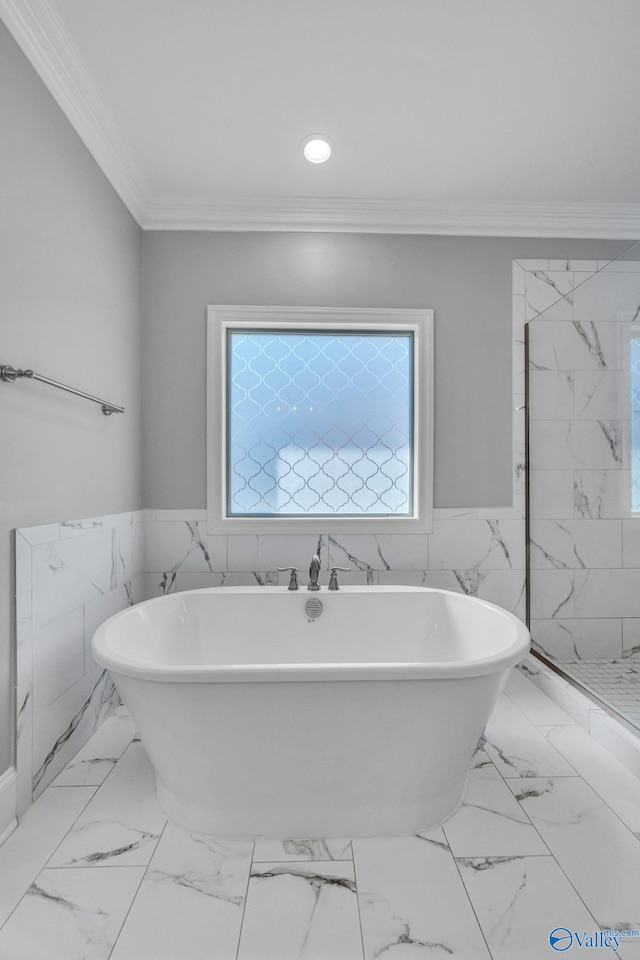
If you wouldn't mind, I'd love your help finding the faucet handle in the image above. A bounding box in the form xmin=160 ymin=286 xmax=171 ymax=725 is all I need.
xmin=328 ymin=566 xmax=351 ymax=591
xmin=277 ymin=566 xmax=299 ymax=591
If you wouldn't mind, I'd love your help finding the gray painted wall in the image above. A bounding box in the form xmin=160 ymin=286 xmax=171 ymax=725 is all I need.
xmin=141 ymin=232 xmax=627 ymax=510
xmin=0 ymin=23 xmax=143 ymax=777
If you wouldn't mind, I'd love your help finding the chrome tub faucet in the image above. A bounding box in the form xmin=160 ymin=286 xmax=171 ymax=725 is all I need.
xmin=308 ymin=554 xmax=321 ymax=591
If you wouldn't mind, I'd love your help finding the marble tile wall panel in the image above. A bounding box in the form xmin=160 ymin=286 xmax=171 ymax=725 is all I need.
xmin=528 ymin=420 xmax=625 ymax=471
xmin=32 ymin=667 xmax=120 ymax=800
xmin=571 ymin=269 xmax=640 ymax=324
xmin=529 ymin=519 xmax=622 ymax=569
xmin=530 ymin=619 xmax=622 ymax=661
xmin=144 ymin=511 xmax=526 ymax=616
xmin=526 ymin=272 xmax=640 ymax=663
xmin=15 ymin=512 xmax=144 ymax=817
xmin=524 ymin=269 xmax=575 ymax=322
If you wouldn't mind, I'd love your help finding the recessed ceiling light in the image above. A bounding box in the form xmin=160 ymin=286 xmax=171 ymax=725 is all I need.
xmin=300 ymin=134 xmax=334 ymax=164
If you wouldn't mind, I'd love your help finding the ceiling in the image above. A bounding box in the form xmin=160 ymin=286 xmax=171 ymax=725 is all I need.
xmin=3 ymin=0 xmax=640 ymax=235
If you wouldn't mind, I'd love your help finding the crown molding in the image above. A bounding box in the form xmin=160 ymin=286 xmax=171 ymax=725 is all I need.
xmin=4 ymin=2 xmax=640 ymax=238
xmin=0 ymin=0 xmax=149 ymax=223
xmin=143 ymin=196 xmax=640 ymax=238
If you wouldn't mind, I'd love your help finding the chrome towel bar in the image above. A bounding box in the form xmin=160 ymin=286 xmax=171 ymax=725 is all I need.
xmin=0 ymin=364 xmax=124 ymax=415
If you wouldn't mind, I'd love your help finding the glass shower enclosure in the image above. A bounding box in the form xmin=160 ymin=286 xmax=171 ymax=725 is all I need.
xmin=526 ymin=241 xmax=640 ymax=732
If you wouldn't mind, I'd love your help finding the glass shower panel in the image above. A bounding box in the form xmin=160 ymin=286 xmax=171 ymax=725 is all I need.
xmin=527 ymin=242 xmax=640 ymax=731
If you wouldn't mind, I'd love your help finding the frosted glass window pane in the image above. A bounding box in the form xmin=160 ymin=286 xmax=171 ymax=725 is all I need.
xmin=227 ymin=331 xmax=413 ymax=516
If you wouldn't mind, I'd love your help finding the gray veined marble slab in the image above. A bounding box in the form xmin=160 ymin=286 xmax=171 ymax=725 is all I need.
xmin=143 ymin=519 xmax=227 ymax=576
xmin=252 ymin=838 xmax=353 ymax=862
xmin=237 ymin=860 xmax=362 ymax=960
xmin=524 ymin=270 xmax=575 ymax=322
xmin=327 ymin=534 xmax=428 ymax=572
xmin=483 ymin=695 xmax=578 ymax=779
xmin=528 ymin=470 xmax=575 ymax=520
xmin=574 ymin=470 xmax=631 ymax=520
xmin=428 ymin=519 xmax=521 ymax=571
xmin=0 ymin=786 xmax=97 ymax=927
xmin=538 ymin=723 xmax=640 ymax=838
xmin=109 ymin=825 xmax=253 ymax=960
xmin=457 ymin=855 xmax=601 ymax=960
xmin=47 ymin=742 xmax=166 ymax=868
xmin=32 ymin=667 xmax=120 ymax=799
xmin=0 ymin=866 xmax=145 ymax=960
xmin=527 ymin=369 xmax=574 ymax=420
xmin=51 ymin=708 xmax=137 ymax=787
xmin=529 ymin=519 xmax=622 ymax=570
xmin=441 ymin=762 xmax=549 ymax=858
xmin=530 ymin=618 xmax=623 ymax=661
xmin=528 ymin=420 xmax=624 ymax=472
xmin=506 ymin=776 xmax=640 ymax=931
xmin=504 ymin=668 xmax=577 ymax=726
xmin=527 ymin=320 xmax=620 ymax=372
xmin=31 ymin=530 xmax=118 ymax=629
xmin=528 ymin=569 xmax=575 ymax=620
xmin=353 ymin=835 xmax=491 ymax=960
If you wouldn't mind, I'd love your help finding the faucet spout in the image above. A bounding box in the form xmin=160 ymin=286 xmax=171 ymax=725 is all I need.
xmin=308 ymin=554 xmax=321 ymax=591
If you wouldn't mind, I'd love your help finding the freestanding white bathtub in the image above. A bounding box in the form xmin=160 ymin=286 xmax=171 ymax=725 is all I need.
xmin=92 ymin=585 xmax=529 ymax=839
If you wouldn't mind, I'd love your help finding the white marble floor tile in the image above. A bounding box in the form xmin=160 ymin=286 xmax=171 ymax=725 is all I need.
xmin=442 ymin=767 xmax=549 ymax=858
xmin=110 ymin=824 xmax=253 ymax=960
xmin=458 ymin=855 xmax=601 ymax=960
xmin=617 ymin=932 xmax=640 ymax=959
xmin=507 ymin=776 xmax=640 ymax=930
xmin=51 ymin=710 xmax=137 ymax=787
xmin=253 ymin=838 xmax=352 ymax=862
xmin=237 ymin=860 xmax=362 ymax=960
xmin=354 ymin=836 xmax=490 ymax=959
xmin=538 ymin=723 xmax=640 ymax=837
xmin=483 ymin=695 xmax=578 ymax=778
xmin=0 ymin=866 xmax=144 ymax=960
xmin=47 ymin=742 xmax=166 ymax=868
xmin=505 ymin=668 xmax=577 ymax=726
xmin=0 ymin=786 xmax=97 ymax=927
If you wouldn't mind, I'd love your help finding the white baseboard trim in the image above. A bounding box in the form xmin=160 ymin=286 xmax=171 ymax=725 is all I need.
xmin=0 ymin=767 xmax=17 ymax=847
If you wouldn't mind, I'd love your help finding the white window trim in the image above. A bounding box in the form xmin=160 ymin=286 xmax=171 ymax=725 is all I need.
xmin=206 ymin=305 xmax=434 ymax=534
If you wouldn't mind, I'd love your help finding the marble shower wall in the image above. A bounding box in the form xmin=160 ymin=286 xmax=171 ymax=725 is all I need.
xmin=15 ymin=512 xmax=145 ymax=814
xmin=526 ymin=259 xmax=640 ymax=661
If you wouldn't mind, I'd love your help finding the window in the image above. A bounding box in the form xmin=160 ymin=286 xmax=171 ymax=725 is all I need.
xmin=207 ymin=306 xmax=433 ymax=533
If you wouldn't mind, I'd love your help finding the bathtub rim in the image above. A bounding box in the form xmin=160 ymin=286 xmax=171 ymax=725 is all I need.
xmin=92 ymin=585 xmax=530 ymax=684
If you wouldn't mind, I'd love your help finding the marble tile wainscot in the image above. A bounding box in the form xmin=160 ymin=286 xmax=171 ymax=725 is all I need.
xmin=14 ymin=512 xmax=145 ymax=816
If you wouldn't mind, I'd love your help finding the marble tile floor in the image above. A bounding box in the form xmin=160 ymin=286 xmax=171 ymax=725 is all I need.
xmin=554 ymin=659 xmax=640 ymax=731
xmin=1 ymin=670 xmax=640 ymax=959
